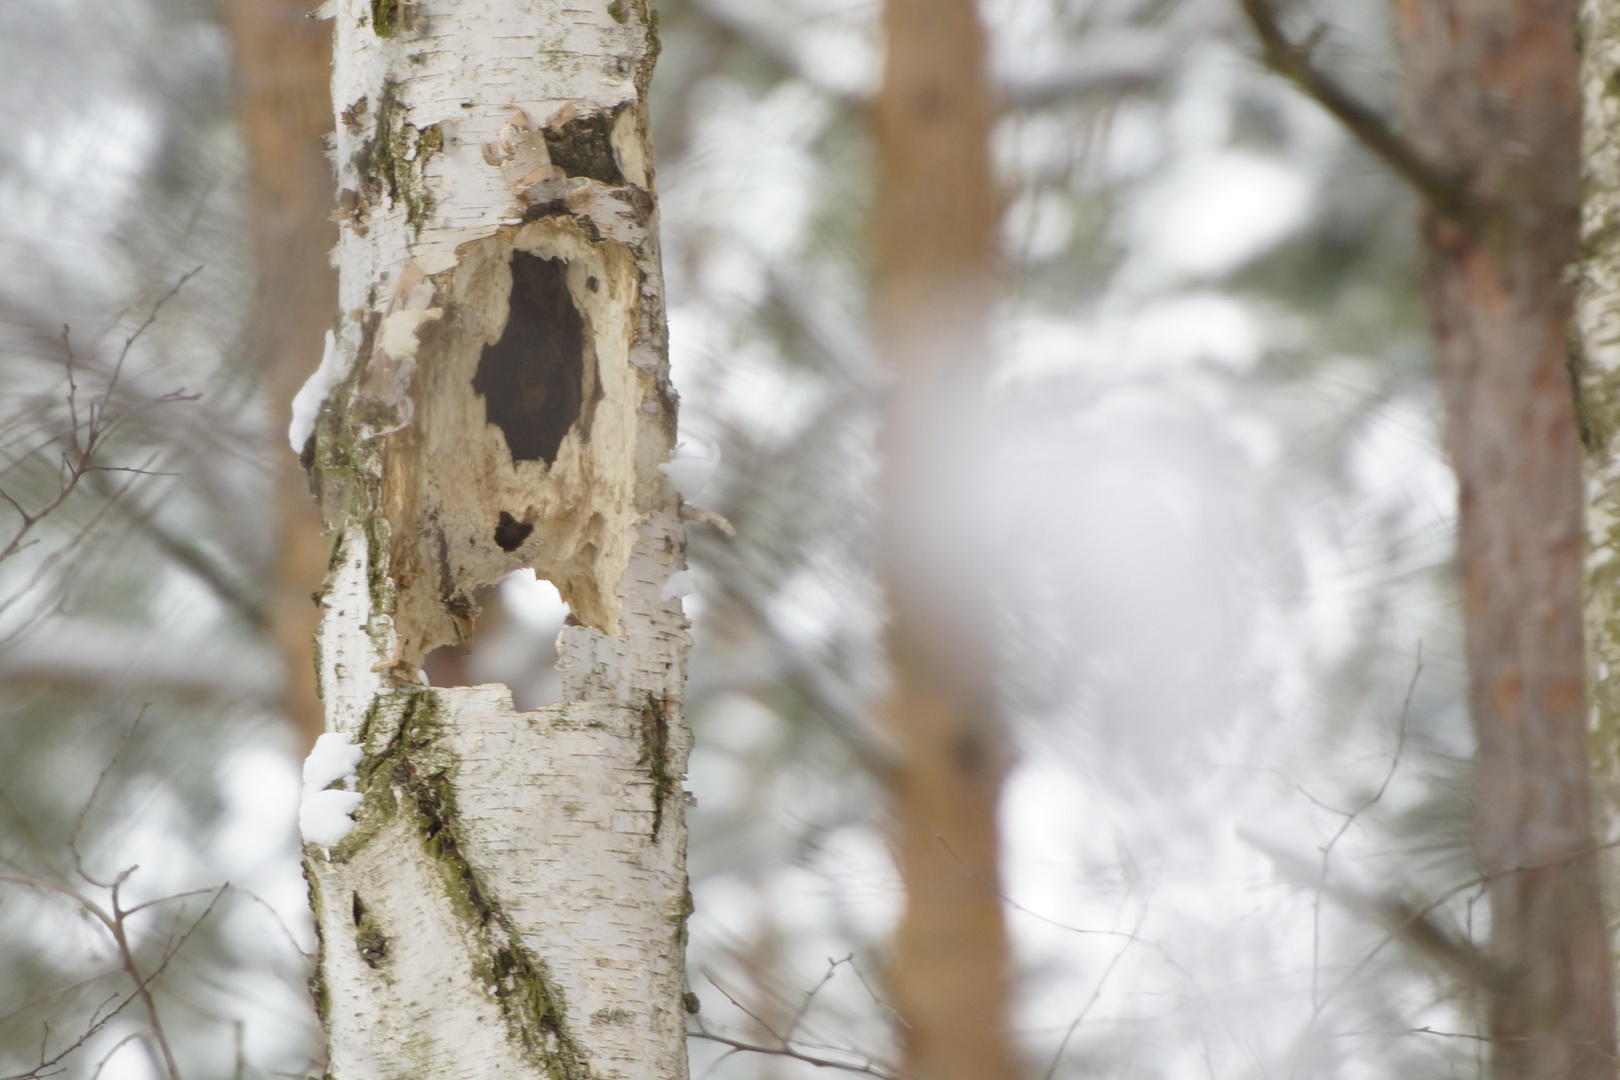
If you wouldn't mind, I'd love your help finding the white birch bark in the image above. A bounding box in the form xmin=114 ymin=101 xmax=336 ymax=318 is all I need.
xmin=1579 ymin=0 xmax=1620 ymax=855
xmin=300 ymin=3 xmax=691 ymax=1078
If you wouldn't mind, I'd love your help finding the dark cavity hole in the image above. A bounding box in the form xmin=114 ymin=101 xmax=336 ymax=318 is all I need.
xmin=473 ymin=252 xmax=586 ymax=466
xmin=494 ymin=511 xmax=533 ymax=552
xmin=542 ymin=110 xmax=625 ymax=186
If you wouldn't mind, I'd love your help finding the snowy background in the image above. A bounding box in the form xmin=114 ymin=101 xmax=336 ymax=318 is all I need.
xmin=0 ymin=0 xmax=1483 ymax=1077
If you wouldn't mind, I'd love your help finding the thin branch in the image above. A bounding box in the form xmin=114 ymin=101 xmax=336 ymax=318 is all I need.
xmin=1238 ymin=0 xmax=1484 ymax=227
xmin=0 ymin=458 xmax=149 ymax=642
xmin=783 ymin=955 xmax=852 ymax=1041
xmin=1306 ymin=650 xmax=1419 ymax=1009
xmin=0 ymin=978 xmax=116 ymax=1029
xmin=697 ymin=969 xmax=901 ymax=1079
xmin=0 ymin=789 xmax=72 ymax=885
xmin=1041 ymin=903 xmax=1150 ymax=1080
xmin=69 ymin=708 xmax=149 ymax=888
xmin=101 ymin=268 xmax=202 ymax=407
xmin=225 ymin=886 xmax=316 ymax=961
xmin=0 ymin=835 xmax=225 ymax=1080
xmin=85 ymin=470 xmax=268 ymax=629
xmin=701 ymin=969 xmax=786 ymax=1042
xmin=0 ymin=270 xmax=200 ymax=580
xmin=88 ymin=1031 xmax=156 ymax=1080
xmin=108 ymin=878 xmax=227 ymax=1080
xmin=1246 ymin=833 xmax=1500 ymax=1015
xmin=689 ymin=1031 xmax=901 ymax=1080
xmin=930 ymin=830 xmax=1185 ymax=977
xmin=121 ymin=885 xmax=233 ymax=920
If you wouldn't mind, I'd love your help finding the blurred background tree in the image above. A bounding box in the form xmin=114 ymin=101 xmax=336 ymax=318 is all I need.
xmin=0 ymin=0 xmax=1548 ymax=1077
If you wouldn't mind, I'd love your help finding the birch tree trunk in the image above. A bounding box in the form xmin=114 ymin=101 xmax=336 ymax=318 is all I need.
xmin=301 ymin=4 xmax=692 ymax=1077
xmin=875 ymin=4 xmax=1018 ymax=1079
xmin=1577 ymin=0 xmax=1620 ymax=1041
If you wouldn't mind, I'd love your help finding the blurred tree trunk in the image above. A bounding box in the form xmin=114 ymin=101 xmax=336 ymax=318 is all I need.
xmin=303 ymin=2 xmax=692 ymax=1076
xmin=875 ymin=3 xmax=1018 ymax=1080
xmin=225 ymin=0 xmax=335 ymax=750
xmin=1391 ymin=0 xmax=1616 ymax=1076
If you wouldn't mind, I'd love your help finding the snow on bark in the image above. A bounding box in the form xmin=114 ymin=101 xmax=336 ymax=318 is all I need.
xmin=303 ymin=2 xmax=691 ymax=1078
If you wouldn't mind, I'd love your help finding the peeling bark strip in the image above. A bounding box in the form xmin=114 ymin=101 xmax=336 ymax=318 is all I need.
xmin=1393 ymin=0 xmax=1617 ymax=1075
xmin=303 ymin=3 xmax=691 ymax=1078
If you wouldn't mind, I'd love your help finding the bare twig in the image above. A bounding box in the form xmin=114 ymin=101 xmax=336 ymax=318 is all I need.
xmin=689 ymin=1031 xmax=901 ymax=1080
xmin=695 ymin=968 xmax=902 ymax=1080
xmin=1238 ymin=0 xmax=1484 ymax=228
xmin=1040 ymin=903 xmax=1151 ymax=1080
xmin=88 ymin=1030 xmax=156 ymax=1080
xmin=84 ymin=469 xmax=267 ymax=627
xmin=700 ymin=969 xmax=786 ymax=1043
xmin=931 ymin=830 xmax=1184 ymax=973
xmin=1306 ymin=649 xmax=1419 ymax=1008
xmin=68 ymin=707 xmax=149 ymax=888
xmin=0 ymin=850 xmax=229 ymax=1080
xmin=0 ymin=270 xmax=200 ymax=576
xmin=783 ymin=955 xmax=853 ymax=1040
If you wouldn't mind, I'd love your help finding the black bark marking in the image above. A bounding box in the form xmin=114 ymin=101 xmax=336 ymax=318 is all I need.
xmin=494 ymin=511 xmax=533 ymax=552
xmin=542 ymin=109 xmax=625 ymax=186
xmin=521 ymin=198 xmax=570 ymax=222
xmin=351 ymin=893 xmax=389 ymax=968
xmin=474 ymin=253 xmax=586 ymax=465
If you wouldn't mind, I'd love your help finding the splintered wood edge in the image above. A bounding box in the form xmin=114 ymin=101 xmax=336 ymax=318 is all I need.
xmin=375 ymin=217 xmax=662 ymax=663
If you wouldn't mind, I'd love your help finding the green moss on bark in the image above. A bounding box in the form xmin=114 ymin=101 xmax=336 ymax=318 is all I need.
xmin=304 ymin=869 xmax=331 ymax=1021
xmin=353 ymin=83 xmax=439 ymax=234
xmin=371 ymin=0 xmax=402 ymax=36
xmin=638 ymin=694 xmax=674 ymax=839
xmin=330 ymin=690 xmax=591 ymax=1079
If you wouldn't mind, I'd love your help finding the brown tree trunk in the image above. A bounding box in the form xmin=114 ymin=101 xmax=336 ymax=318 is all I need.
xmin=225 ymin=0 xmax=336 ymax=750
xmin=1392 ymin=0 xmax=1616 ymax=1074
xmin=875 ymin=3 xmax=1018 ymax=1080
